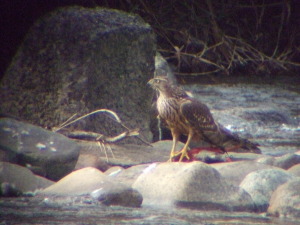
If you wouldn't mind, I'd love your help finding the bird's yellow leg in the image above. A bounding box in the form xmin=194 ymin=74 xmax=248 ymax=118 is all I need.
xmin=168 ymin=129 xmax=179 ymax=161
xmin=176 ymin=130 xmax=194 ymax=162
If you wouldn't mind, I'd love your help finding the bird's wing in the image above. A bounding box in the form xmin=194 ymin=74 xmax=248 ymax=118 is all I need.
xmin=180 ymin=98 xmax=218 ymax=132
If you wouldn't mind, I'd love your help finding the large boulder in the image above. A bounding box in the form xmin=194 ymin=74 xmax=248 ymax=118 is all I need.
xmin=41 ymin=167 xmax=142 ymax=207
xmin=240 ymin=168 xmax=295 ymax=212
xmin=211 ymin=161 xmax=276 ymax=186
xmin=0 ymin=162 xmax=54 ymax=196
xmin=268 ymin=178 xmax=300 ymax=218
xmin=0 ymin=118 xmax=80 ymax=181
xmin=132 ymin=162 xmax=255 ymax=211
xmin=0 ymin=6 xmax=155 ymax=143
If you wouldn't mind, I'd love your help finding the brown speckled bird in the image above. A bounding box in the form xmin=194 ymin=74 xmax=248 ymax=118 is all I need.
xmin=148 ymin=76 xmax=261 ymax=162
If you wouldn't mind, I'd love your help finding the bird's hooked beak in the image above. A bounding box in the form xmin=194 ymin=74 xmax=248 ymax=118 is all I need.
xmin=147 ymin=78 xmax=155 ymax=88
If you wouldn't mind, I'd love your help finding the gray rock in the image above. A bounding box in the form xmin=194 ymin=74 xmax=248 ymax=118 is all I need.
xmin=240 ymin=168 xmax=295 ymax=212
xmin=288 ymin=164 xmax=300 ymax=177
xmin=256 ymin=153 xmax=300 ymax=170
xmin=0 ymin=6 xmax=155 ymax=143
xmin=0 ymin=162 xmax=54 ymax=196
xmin=268 ymin=178 xmax=300 ymax=218
xmin=195 ymin=151 xmax=261 ymax=163
xmin=132 ymin=162 xmax=255 ymax=211
xmin=77 ymin=140 xmax=184 ymax=167
xmin=90 ymin=182 xmax=142 ymax=207
xmin=211 ymin=161 xmax=276 ymax=186
xmin=75 ymin=153 xmax=111 ymax=172
xmin=0 ymin=118 xmax=80 ymax=181
xmin=273 ymin=153 xmax=300 ymax=169
xmin=109 ymin=164 xmax=152 ymax=186
xmin=41 ymin=167 xmax=142 ymax=207
xmin=104 ymin=166 xmax=124 ymax=176
xmin=41 ymin=167 xmax=108 ymax=195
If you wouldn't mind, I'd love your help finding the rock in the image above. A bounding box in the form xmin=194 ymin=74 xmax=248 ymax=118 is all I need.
xmin=195 ymin=151 xmax=261 ymax=164
xmin=0 ymin=118 xmax=80 ymax=181
xmin=77 ymin=140 xmax=184 ymax=167
xmin=273 ymin=153 xmax=300 ymax=169
xmin=0 ymin=162 xmax=54 ymax=196
xmin=256 ymin=155 xmax=276 ymax=166
xmin=104 ymin=166 xmax=124 ymax=177
xmin=75 ymin=154 xmax=110 ymax=172
xmin=41 ymin=167 xmax=108 ymax=195
xmin=90 ymin=182 xmax=142 ymax=207
xmin=0 ymin=6 xmax=155 ymax=143
xmin=288 ymin=164 xmax=300 ymax=177
xmin=256 ymin=153 xmax=300 ymax=170
xmin=132 ymin=162 xmax=255 ymax=211
xmin=110 ymin=164 xmax=153 ymax=186
xmin=240 ymin=168 xmax=295 ymax=212
xmin=211 ymin=161 xmax=276 ymax=186
xmin=40 ymin=167 xmax=142 ymax=207
xmin=268 ymin=178 xmax=300 ymax=218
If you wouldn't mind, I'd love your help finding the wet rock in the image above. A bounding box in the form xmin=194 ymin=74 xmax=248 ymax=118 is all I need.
xmin=0 ymin=6 xmax=155 ymax=144
xmin=132 ymin=162 xmax=255 ymax=212
xmin=90 ymin=182 xmax=142 ymax=207
xmin=40 ymin=167 xmax=108 ymax=196
xmin=288 ymin=164 xmax=300 ymax=177
xmin=0 ymin=162 xmax=54 ymax=196
xmin=273 ymin=153 xmax=300 ymax=169
xmin=77 ymin=140 xmax=184 ymax=168
xmin=256 ymin=153 xmax=300 ymax=170
xmin=0 ymin=182 xmax=22 ymax=197
xmin=104 ymin=166 xmax=124 ymax=176
xmin=0 ymin=118 xmax=80 ymax=181
xmin=211 ymin=161 xmax=276 ymax=186
xmin=75 ymin=154 xmax=110 ymax=172
xmin=109 ymin=164 xmax=152 ymax=186
xmin=240 ymin=168 xmax=295 ymax=212
xmin=268 ymin=178 xmax=300 ymax=218
xmin=256 ymin=155 xmax=276 ymax=166
xmin=40 ymin=167 xmax=142 ymax=207
xmin=195 ymin=151 xmax=261 ymax=163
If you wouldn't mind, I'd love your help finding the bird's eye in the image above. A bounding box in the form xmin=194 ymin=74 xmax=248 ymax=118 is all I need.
xmin=155 ymin=79 xmax=160 ymax=84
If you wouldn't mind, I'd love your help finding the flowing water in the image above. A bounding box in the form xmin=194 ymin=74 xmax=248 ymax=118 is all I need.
xmin=1 ymin=197 xmax=300 ymax=224
xmin=185 ymin=82 xmax=300 ymax=156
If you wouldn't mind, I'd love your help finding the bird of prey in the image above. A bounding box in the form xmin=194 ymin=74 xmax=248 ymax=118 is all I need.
xmin=148 ymin=76 xmax=261 ymax=162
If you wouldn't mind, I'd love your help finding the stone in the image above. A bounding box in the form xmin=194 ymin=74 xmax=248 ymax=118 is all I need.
xmin=90 ymin=182 xmax=142 ymax=207
xmin=109 ymin=164 xmax=153 ymax=186
xmin=0 ymin=118 xmax=80 ymax=181
xmin=0 ymin=6 xmax=155 ymax=144
xmin=288 ymin=164 xmax=300 ymax=177
xmin=41 ymin=167 xmax=108 ymax=195
xmin=77 ymin=140 xmax=184 ymax=168
xmin=132 ymin=162 xmax=255 ymax=211
xmin=268 ymin=178 xmax=300 ymax=218
xmin=40 ymin=167 xmax=142 ymax=207
xmin=195 ymin=151 xmax=261 ymax=164
xmin=211 ymin=161 xmax=276 ymax=186
xmin=104 ymin=166 xmax=124 ymax=177
xmin=256 ymin=153 xmax=300 ymax=170
xmin=75 ymin=154 xmax=110 ymax=172
xmin=0 ymin=162 xmax=54 ymax=196
xmin=240 ymin=168 xmax=295 ymax=212
xmin=273 ymin=153 xmax=300 ymax=170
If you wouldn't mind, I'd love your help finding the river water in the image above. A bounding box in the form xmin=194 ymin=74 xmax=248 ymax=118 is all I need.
xmin=1 ymin=196 xmax=300 ymax=224
xmin=1 ymin=81 xmax=300 ymax=224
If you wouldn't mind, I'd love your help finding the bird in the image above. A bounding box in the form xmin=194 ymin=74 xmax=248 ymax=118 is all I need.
xmin=148 ymin=76 xmax=261 ymax=162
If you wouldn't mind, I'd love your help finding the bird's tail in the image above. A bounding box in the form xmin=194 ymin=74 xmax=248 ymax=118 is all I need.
xmin=218 ymin=126 xmax=261 ymax=154
xmin=202 ymin=124 xmax=261 ymax=154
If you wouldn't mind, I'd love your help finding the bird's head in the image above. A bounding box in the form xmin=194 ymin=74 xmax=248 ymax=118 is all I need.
xmin=147 ymin=76 xmax=171 ymax=93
